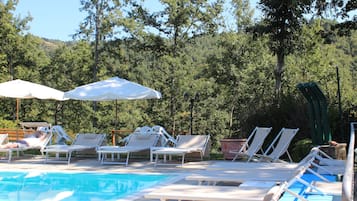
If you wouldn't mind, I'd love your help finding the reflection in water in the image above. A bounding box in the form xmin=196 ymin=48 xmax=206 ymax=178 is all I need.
xmin=0 ymin=171 xmax=171 ymax=201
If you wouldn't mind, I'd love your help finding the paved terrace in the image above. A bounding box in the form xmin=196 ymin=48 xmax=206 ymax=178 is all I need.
xmin=0 ymin=155 xmax=213 ymax=201
xmin=0 ymin=154 xmax=355 ymax=201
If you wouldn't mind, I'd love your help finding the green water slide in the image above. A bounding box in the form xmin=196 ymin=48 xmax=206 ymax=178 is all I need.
xmin=297 ymin=82 xmax=331 ymax=145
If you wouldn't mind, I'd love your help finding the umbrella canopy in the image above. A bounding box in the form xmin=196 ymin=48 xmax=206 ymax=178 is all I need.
xmin=64 ymin=77 xmax=161 ymax=137
xmin=0 ymin=79 xmax=66 ymax=121
xmin=64 ymin=77 xmax=162 ymax=100
xmin=0 ymin=79 xmax=66 ymax=100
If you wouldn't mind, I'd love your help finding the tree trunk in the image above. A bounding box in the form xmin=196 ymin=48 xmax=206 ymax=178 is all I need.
xmin=274 ymin=52 xmax=285 ymax=103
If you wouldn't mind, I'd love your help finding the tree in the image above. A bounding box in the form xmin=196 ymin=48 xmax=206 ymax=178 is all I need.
xmin=76 ymin=0 xmax=134 ymax=82
xmin=231 ymin=0 xmax=254 ymax=32
xmin=133 ymin=0 xmax=224 ymax=133
xmin=76 ymin=0 xmax=137 ymax=127
xmin=0 ymin=0 xmax=32 ymax=81
xmin=205 ymin=32 xmax=274 ymax=138
xmin=48 ymin=41 xmax=93 ymax=129
xmin=314 ymin=0 xmax=356 ymax=36
xmin=250 ymin=0 xmax=313 ymax=103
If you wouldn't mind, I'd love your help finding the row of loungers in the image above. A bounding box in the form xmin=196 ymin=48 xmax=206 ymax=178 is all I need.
xmin=0 ymin=128 xmax=210 ymax=166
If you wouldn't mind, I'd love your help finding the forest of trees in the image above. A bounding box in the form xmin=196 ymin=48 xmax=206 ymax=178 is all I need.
xmin=0 ymin=0 xmax=356 ymax=159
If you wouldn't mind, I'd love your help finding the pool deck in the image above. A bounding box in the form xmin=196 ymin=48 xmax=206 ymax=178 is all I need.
xmin=0 ymin=155 xmax=213 ymax=201
xmin=0 ymin=155 xmax=355 ymax=201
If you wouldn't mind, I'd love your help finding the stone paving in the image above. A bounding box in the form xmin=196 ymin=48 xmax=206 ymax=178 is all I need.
xmin=0 ymin=155 xmax=212 ymax=201
xmin=0 ymin=155 xmax=354 ymax=201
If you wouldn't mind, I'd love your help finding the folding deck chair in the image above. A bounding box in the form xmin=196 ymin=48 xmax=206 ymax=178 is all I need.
xmin=258 ymin=128 xmax=299 ymax=163
xmin=230 ymin=126 xmax=272 ymax=161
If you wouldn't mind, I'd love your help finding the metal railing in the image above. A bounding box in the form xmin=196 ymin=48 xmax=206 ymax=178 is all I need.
xmin=342 ymin=122 xmax=356 ymax=201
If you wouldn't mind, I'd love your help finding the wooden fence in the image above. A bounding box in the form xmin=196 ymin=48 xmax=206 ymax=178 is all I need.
xmin=0 ymin=128 xmax=35 ymax=142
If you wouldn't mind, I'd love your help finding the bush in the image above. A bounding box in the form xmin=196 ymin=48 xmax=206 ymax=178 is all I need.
xmin=0 ymin=118 xmax=18 ymax=128
xmin=291 ymin=138 xmax=313 ymax=162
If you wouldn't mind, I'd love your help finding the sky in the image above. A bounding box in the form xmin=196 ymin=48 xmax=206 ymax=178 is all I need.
xmin=13 ymin=0 xmax=259 ymax=41
xmin=14 ymin=0 xmax=86 ymax=41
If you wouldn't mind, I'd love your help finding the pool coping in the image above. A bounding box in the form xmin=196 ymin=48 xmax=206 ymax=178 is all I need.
xmin=0 ymin=156 xmax=214 ymax=201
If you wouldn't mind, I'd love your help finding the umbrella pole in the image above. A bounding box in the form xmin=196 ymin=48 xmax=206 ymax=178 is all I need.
xmin=16 ymin=99 xmax=20 ymax=121
xmin=115 ymin=100 xmax=118 ymax=130
xmin=112 ymin=100 xmax=118 ymax=146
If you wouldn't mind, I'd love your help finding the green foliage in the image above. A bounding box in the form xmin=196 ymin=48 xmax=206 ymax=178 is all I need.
xmin=290 ymin=138 xmax=313 ymax=162
xmin=0 ymin=118 xmax=17 ymax=128
xmin=0 ymin=0 xmax=356 ymax=155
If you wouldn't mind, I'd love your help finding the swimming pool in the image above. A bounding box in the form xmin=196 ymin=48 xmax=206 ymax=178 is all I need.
xmin=279 ymin=173 xmax=339 ymax=201
xmin=0 ymin=171 xmax=173 ymax=201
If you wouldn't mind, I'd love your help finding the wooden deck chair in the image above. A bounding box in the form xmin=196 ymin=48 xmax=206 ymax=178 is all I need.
xmin=151 ymin=134 xmax=210 ymax=166
xmin=96 ymin=133 xmax=160 ymax=166
xmin=258 ymin=128 xmax=299 ymax=163
xmin=42 ymin=133 xmax=106 ymax=164
xmin=230 ymin=127 xmax=272 ymax=162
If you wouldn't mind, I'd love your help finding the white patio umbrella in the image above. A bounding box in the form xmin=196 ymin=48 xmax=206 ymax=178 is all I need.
xmin=64 ymin=76 xmax=162 ymax=129
xmin=0 ymin=79 xmax=67 ymax=120
xmin=64 ymin=77 xmax=161 ymax=101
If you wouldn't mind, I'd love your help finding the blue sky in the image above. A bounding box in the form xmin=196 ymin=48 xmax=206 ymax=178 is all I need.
xmin=14 ymin=0 xmax=85 ymax=41
xmin=13 ymin=0 xmax=259 ymax=41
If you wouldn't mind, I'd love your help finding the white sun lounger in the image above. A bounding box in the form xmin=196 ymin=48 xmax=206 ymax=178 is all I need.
xmin=0 ymin=134 xmax=8 ymax=145
xmin=186 ymin=149 xmax=329 ymax=186
xmin=42 ymin=133 xmax=106 ymax=164
xmin=308 ymin=146 xmax=346 ymax=175
xmin=186 ymin=169 xmax=299 ymax=185
xmin=96 ymin=133 xmax=160 ymax=166
xmin=208 ymin=146 xmax=320 ymax=171
xmin=144 ymin=184 xmax=281 ymax=201
xmin=144 ymin=160 xmax=313 ymax=201
xmin=305 ymin=181 xmax=342 ymax=196
xmin=0 ymin=133 xmax=53 ymax=163
xmin=151 ymin=134 xmax=210 ymax=166
xmin=230 ymin=127 xmax=272 ymax=161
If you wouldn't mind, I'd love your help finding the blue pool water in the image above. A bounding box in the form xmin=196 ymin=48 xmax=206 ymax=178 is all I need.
xmin=0 ymin=171 xmax=172 ymax=201
xmin=279 ymin=173 xmax=339 ymax=201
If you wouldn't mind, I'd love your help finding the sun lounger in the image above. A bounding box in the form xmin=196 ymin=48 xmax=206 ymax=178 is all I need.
xmin=96 ymin=133 xmax=160 ymax=166
xmin=0 ymin=132 xmax=52 ymax=163
xmin=305 ymin=181 xmax=342 ymax=196
xmin=186 ymin=169 xmax=302 ymax=185
xmin=151 ymin=134 xmax=210 ymax=166
xmin=208 ymin=146 xmax=320 ymax=171
xmin=308 ymin=146 xmax=346 ymax=175
xmin=42 ymin=133 xmax=106 ymax=164
xmin=186 ymin=149 xmax=329 ymax=186
xmin=144 ymin=159 xmax=314 ymax=201
xmin=230 ymin=127 xmax=272 ymax=161
xmin=0 ymin=134 xmax=8 ymax=145
xmin=144 ymin=184 xmax=281 ymax=201
xmin=50 ymin=125 xmax=72 ymax=145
